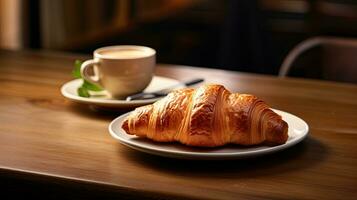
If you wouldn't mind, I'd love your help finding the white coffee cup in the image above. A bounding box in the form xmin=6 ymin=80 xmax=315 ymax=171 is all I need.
xmin=80 ymin=45 xmax=156 ymax=98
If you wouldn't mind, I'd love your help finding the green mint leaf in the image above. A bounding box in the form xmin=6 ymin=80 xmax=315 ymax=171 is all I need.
xmin=82 ymin=80 xmax=103 ymax=91
xmin=73 ymin=59 xmax=103 ymax=97
xmin=72 ymin=60 xmax=82 ymax=78
xmin=77 ymin=87 xmax=90 ymax=97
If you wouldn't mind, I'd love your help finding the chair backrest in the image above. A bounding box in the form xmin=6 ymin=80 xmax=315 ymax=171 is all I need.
xmin=279 ymin=37 xmax=357 ymax=84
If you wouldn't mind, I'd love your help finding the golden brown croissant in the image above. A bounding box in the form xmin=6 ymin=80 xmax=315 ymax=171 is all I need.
xmin=122 ymin=84 xmax=288 ymax=147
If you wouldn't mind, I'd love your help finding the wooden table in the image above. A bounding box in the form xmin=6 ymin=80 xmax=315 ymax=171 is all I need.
xmin=0 ymin=50 xmax=356 ymax=199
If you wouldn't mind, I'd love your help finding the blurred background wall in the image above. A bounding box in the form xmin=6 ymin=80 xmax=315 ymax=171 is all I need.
xmin=1 ymin=0 xmax=357 ymax=75
xmin=0 ymin=0 xmax=22 ymax=49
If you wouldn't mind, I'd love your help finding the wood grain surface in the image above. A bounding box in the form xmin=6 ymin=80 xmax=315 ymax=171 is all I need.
xmin=0 ymin=49 xmax=356 ymax=199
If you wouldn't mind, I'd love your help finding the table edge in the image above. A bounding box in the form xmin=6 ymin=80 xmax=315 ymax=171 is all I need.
xmin=0 ymin=166 xmax=200 ymax=200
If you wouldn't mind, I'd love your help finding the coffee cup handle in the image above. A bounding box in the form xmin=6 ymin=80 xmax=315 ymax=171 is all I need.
xmin=80 ymin=59 xmax=102 ymax=86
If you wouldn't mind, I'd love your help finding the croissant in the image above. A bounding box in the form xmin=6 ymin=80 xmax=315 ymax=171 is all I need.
xmin=122 ymin=84 xmax=288 ymax=147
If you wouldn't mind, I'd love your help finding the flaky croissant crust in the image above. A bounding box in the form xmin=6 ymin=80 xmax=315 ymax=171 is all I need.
xmin=122 ymin=84 xmax=288 ymax=147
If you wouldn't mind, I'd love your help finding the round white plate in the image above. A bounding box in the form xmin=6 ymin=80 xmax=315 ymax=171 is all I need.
xmin=109 ymin=109 xmax=309 ymax=160
xmin=61 ymin=76 xmax=181 ymax=108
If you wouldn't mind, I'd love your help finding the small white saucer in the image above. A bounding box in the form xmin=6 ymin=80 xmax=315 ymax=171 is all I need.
xmin=61 ymin=76 xmax=181 ymax=108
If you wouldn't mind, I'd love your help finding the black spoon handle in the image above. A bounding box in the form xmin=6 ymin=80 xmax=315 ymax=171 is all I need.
xmin=126 ymin=78 xmax=204 ymax=101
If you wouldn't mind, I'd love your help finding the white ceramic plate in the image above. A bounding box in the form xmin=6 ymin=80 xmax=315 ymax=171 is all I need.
xmin=109 ymin=109 xmax=309 ymax=160
xmin=61 ymin=76 xmax=181 ymax=108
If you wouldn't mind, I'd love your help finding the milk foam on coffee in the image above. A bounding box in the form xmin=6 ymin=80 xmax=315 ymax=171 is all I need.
xmin=101 ymin=49 xmax=151 ymax=59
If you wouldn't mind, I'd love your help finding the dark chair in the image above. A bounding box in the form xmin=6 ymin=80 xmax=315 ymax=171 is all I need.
xmin=279 ymin=37 xmax=357 ymax=84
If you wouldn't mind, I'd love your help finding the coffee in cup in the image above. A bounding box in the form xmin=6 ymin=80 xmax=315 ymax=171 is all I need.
xmin=80 ymin=45 xmax=156 ymax=99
